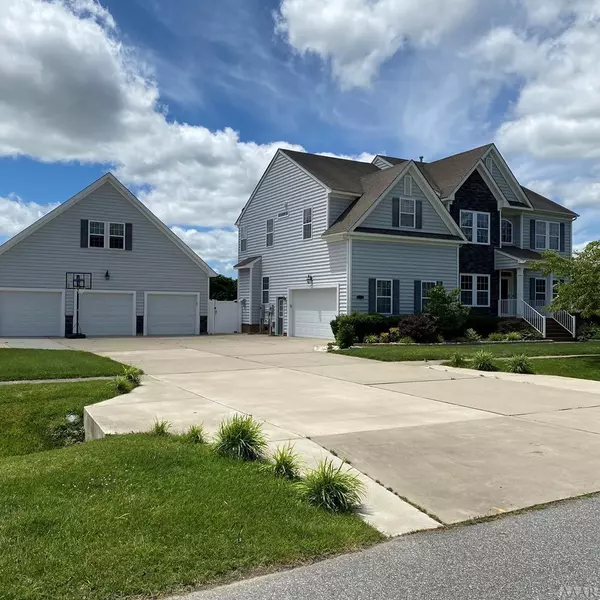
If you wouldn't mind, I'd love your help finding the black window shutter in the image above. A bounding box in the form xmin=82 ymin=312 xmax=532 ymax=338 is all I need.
xmin=415 ymin=200 xmax=423 ymax=229
xmin=392 ymin=197 xmax=399 ymax=228
xmin=392 ymin=280 xmax=400 ymax=315
xmin=80 ymin=219 xmax=88 ymax=248
xmin=125 ymin=223 xmax=133 ymax=251
xmin=436 ymin=280 xmax=444 ymax=287
xmin=529 ymin=219 xmax=536 ymax=249
xmin=414 ymin=280 xmax=422 ymax=313
xmin=529 ymin=278 xmax=536 ymax=305
xmin=368 ymin=279 xmax=376 ymax=314
xmin=559 ymin=222 xmax=566 ymax=252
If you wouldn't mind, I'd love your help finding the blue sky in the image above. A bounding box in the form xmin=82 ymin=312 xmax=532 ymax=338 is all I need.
xmin=1 ymin=0 xmax=599 ymax=274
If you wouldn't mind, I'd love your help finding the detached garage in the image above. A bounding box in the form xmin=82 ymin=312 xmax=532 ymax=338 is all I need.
xmin=0 ymin=289 xmax=64 ymax=337
xmin=290 ymin=287 xmax=337 ymax=339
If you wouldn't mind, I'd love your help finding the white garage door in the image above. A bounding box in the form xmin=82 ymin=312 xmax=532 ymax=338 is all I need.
xmin=145 ymin=293 xmax=198 ymax=335
xmin=78 ymin=292 xmax=135 ymax=336
xmin=292 ymin=287 xmax=337 ymax=339
xmin=0 ymin=289 xmax=63 ymax=337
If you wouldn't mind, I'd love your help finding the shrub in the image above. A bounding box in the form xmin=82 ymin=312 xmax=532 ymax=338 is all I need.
xmin=399 ymin=336 xmax=415 ymax=344
xmin=183 ymin=424 xmax=206 ymax=444
xmin=487 ymin=332 xmax=506 ymax=342
xmin=397 ymin=314 xmax=438 ymax=343
xmin=464 ymin=315 xmax=502 ymax=337
xmin=113 ymin=375 xmax=133 ymax=394
xmin=507 ymin=354 xmax=535 ymax=374
xmin=363 ymin=334 xmax=379 ymax=344
xmin=295 ymin=459 xmax=365 ymax=512
xmin=471 ymin=350 xmax=498 ymax=372
xmin=379 ymin=332 xmax=390 ymax=343
xmin=269 ymin=445 xmax=302 ymax=480
xmin=436 ymin=334 xmax=445 ymax=344
xmin=123 ymin=366 xmax=142 ymax=384
xmin=577 ymin=322 xmax=600 ymax=342
xmin=497 ymin=318 xmax=537 ymax=337
xmin=214 ymin=414 xmax=267 ymax=461
xmin=335 ymin=322 xmax=356 ymax=349
xmin=388 ymin=327 xmax=400 ymax=343
xmin=506 ymin=331 xmax=522 ymax=341
xmin=48 ymin=413 xmax=85 ymax=448
xmin=424 ymin=285 xmax=470 ymax=335
xmin=330 ymin=314 xmax=399 ymax=341
xmin=326 ymin=342 xmax=334 ymax=352
xmin=150 ymin=419 xmax=171 ymax=436
xmin=448 ymin=353 xmax=467 ymax=368
xmin=464 ymin=328 xmax=481 ymax=342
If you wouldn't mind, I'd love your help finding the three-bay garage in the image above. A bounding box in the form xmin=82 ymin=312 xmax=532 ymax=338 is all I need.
xmin=0 ymin=288 xmax=64 ymax=337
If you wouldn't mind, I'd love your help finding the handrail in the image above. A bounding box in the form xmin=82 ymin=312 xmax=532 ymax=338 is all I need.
xmin=522 ymin=300 xmax=546 ymax=338
xmin=550 ymin=310 xmax=576 ymax=337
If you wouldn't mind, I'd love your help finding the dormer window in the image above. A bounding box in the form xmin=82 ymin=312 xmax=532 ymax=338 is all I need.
xmin=501 ymin=219 xmax=513 ymax=244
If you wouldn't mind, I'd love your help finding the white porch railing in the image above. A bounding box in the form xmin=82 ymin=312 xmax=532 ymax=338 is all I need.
xmin=550 ymin=310 xmax=576 ymax=337
xmin=522 ymin=300 xmax=546 ymax=338
xmin=499 ymin=299 xmax=517 ymax=317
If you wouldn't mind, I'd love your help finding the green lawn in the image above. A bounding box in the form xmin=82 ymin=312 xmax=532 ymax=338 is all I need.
xmin=520 ymin=356 xmax=600 ymax=381
xmin=0 ymin=380 xmax=124 ymax=457
xmin=336 ymin=341 xmax=600 ymax=362
xmin=0 ymin=435 xmax=381 ymax=600
xmin=0 ymin=349 xmax=127 ymax=381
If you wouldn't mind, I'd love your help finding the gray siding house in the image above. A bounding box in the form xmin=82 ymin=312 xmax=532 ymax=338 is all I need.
xmin=0 ymin=173 xmax=216 ymax=337
xmin=235 ymin=144 xmax=578 ymax=340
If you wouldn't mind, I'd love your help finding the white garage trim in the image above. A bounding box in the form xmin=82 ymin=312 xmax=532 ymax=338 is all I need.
xmin=76 ymin=290 xmax=136 ymax=336
xmin=287 ymin=284 xmax=339 ymax=338
xmin=143 ymin=291 xmax=200 ymax=336
xmin=0 ymin=287 xmax=65 ymax=337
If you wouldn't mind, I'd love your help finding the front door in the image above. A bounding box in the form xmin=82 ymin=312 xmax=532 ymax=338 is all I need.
xmin=277 ymin=297 xmax=285 ymax=335
xmin=500 ymin=271 xmax=515 ymax=316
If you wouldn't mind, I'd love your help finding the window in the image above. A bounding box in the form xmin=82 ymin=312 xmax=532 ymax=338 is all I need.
xmin=303 ymin=208 xmax=312 ymax=239
xmin=240 ymin=226 xmax=247 ymax=252
xmin=266 ymin=218 xmax=274 ymax=247
xmin=460 ymin=210 xmax=490 ymax=245
xmin=262 ymin=277 xmax=269 ymax=304
xmin=404 ymin=175 xmax=413 ymax=196
xmin=109 ymin=222 xmax=124 ymax=249
xmin=460 ymin=274 xmax=490 ymax=307
xmin=89 ymin=221 xmax=105 ymax=247
xmin=535 ymin=279 xmax=546 ymax=308
xmin=399 ymin=198 xmax=415 ymax=228
xmin=501 ymin=219 xmax=513 ymax=244
xmin=421 ymin=281 xmax=437 ymax=311
xmin=535 ymin=220 xmax=560 ymax=250
xmin=376 ymin=279 xmax=392 ymax=314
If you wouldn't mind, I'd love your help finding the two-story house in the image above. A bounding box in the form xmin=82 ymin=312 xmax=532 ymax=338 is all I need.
xmin=234 ymin=144 xmax=578 ymax=340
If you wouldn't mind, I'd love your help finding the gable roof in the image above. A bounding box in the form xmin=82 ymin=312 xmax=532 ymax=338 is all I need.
xmin=521 ymin=187 xmax=578 ymax=217
xmin=0 ymin=173 xmax=217 ymax=277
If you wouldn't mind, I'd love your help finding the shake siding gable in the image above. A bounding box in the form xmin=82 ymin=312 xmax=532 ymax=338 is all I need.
xmin=0 ymin=181 xmax=209 ymax=317
xmin=236 ymin=152 xmax=347 ymax=332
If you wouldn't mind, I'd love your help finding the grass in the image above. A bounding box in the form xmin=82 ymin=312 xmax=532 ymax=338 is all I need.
xmin=0 ymin=380 xmax=123 ymax=457
xmin=0 ymin=349 xmax=127 ymax=381
xmin=521 ymin=356 xmax=600 ymax=381
xmin=336 ymin=341 xmax=600 ymax=362
xmin=0 ymin=435 xmax=381 ymax=600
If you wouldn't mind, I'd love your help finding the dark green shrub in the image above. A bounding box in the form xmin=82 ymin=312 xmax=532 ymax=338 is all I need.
xmin=487 ymin=332 xmax=506 ymax=342
xmin=213 ymin=414 xmax=267 ymax=461
xmin=295 ymin=459 xmax=364 ymax=512
xmin=183 ymin=424 xmax=206 ymax=444
xmin=389 ymin=327 xmax=400 ymax=342
xmin=506 ymin=331 xmax=522 ymax=341
xmin=464 ymin=315 xmax=502 ymax=337
xmin=577 ymin=322 xmax=600 ymax=341
xmin=123 ymin=366 xmax=143 ymax=384
xmin=464 ymin=328 xmax=481 ymax=342
xmin=397 ymin=314 xmax=438 ymax=343
xmin=399 ymin=336 xmax=415 ymax=344
xmin=507 ymin=354 xmax=535 ymax=374
xmin=335 ymin=322 xmax=356 ymax=349
xmin=448 ymin=353 xmax=467 ymax=368
xmin=471 ymin=350 xmax=498 ymax=371
xmin=113 ymin=376 xmax=133 ymax=394
xmin=330 ymin=314 xmax=399 ymax=341
xmin=497 ymin=318 xmax=537 ymax=337
xmin=424 ymin=285 xmax=470 ymax=335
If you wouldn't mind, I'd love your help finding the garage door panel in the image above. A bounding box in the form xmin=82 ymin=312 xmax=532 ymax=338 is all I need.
xmin=0 ymin=290 xmax=63 ymax=337
xmin=293 ymin=288 xmax=337 ymax=339
xmin=79 ymin=292 xmax=134 ymax=336
xmin=146 ymin=293 xmax=198 ymax=336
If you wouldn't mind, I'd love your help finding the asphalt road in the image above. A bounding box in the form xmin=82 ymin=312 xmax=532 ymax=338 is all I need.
xmin=181 ymin=495 xmax=600 ymax=600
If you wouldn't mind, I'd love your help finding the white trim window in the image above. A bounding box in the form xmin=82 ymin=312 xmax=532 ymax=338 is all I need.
xmin=460 ymin=210 xmax=490 ymax=244
xmin=376 ymin=279 xmax=392 ymax=314
xmin=421 ymin=281 xmax=437 ymax=311
xmin=266 ymin=218 xmax=274 ymax=247
xmin=501 ymin=219 xmax=513 ymax=245
xmin=535 ymin=220 xmax=560 ymax=250
xmin=89 ymin=221 xmax=105 ymax=248
xmin=534 ymin=278 xmax=547 ymax=308
xmin=240 ymin=225 xmax=247 ymax=252
xmin=262 ymin=277 xmax=269 ymax=304
xmin=460 ymin=274 xmax=490 ymax=307
xmin=400 ymin=198 xmax=416 ymax=228
xmin=403 ymin=175 xmax=413 ymax=196
xmin=109 ymin=222 xmax=125 ymax=249
xmin=303 ymin=208 xmax=312 ymax=240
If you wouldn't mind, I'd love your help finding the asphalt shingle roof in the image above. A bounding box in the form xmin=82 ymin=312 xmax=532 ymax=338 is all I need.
xmin=496 ymin=247 xmax=543 ymax=262
xmin=521 ymin=187 xmax=578 ymax=217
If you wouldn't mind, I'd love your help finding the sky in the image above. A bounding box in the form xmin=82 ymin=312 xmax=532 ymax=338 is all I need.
xmin=1 ymin=0 xmax=600 ymax=275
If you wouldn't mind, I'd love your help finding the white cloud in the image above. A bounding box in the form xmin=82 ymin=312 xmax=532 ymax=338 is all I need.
xmin=0 ymin=195 xmax=58 ymax=238
xmin=274 ymin=0 xmax=476 ymax=89
xmin=171 ymin=226 xmax=238 ymax=273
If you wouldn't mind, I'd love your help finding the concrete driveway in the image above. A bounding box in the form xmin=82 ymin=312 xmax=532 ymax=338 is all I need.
xmin=61 ymin=334 xmax=600 ymax=525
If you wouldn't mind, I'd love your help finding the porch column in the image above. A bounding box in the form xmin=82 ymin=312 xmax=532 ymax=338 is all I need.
xmin=516 ymin=267 xmax=525 ymax=316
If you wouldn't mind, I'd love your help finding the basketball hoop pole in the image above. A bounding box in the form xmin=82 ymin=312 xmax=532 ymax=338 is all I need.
xmin=65 ymin=272 xmax=92 ymax=339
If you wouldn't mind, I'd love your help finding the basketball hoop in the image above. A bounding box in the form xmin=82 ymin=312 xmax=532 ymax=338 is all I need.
xmin=65 ymin=272 xmax=93 ymax=338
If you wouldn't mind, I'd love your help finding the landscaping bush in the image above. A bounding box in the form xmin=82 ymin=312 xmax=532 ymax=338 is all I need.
xmin=389 ymin=327 xmax=400 ymax=343
xmin=471 ymin=350 xmax=498 ymax=372
xmin=330 ymin=314 xmax=399 ymax=341
xmin=183 ymin=424 xmax=206 ymax=444
xmin=123 ymin=366 xmax=142 ymax=384
xmin=335 ymin=322 xmax=357 ymax=349
xmin=464 ymin=328 xmax=482 ymax=342
xmin=464 ymin=315 xmax=501 ymax=337
xmin=397 ymin=314 xmax=438 ymax=343
xmin=213 ymin=414 xmax=267 ymax=461
xmin=507 ymin=354 xmax=535 ymax=374
xmin=424 ymin=285 xmax=470 ymax=335
xmin=399 ymin=337 xmax=415 ymax=344
xmin=487 ymin=332 xmax=506 ymax=342
xmin=448 ymin=353 xmax=467 ymax=368
xmin=436 ymin=334 xmax=445 ymax=344
xmin=295 ymin=459 xmax=364 ymax=513
xmin=113 ymin=375 xmax=133 ymax=394
xmin=150 ymin=419 xmax=172 ymax=436
xmin=269 ymin=444 xmax=302 ymax=480
xmin=506 ymin=331 xmax=522 ymax=341
xmin=577 ymin=322 xmax=600 ymax=342
xmin=497 ymin=318 xmax=538 ymax=338
xmin=363 ymin=334 xmax=379 ymax=344
xmin=379 ymin=332 xmax=390 ymax=343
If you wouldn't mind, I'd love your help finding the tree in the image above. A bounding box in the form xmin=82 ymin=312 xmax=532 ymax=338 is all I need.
xmin=534 ymin=242 xmax=600 ymax=317
xmin=210 ymin=274 xmax=237 ymax=301
xmin=424 ymin=285 xmax=470 ymax=335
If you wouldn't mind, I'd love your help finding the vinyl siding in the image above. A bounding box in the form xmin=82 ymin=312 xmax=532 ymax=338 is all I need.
xmin=524 ymin=270 xmax=553 ymax=308
xmin=238 ymin=269 xmax=250 ymax=324
xmin=494 ymin=252 xmax=519 ymax=270
xmin=350 ymin=240 xmax=458 ymax=314
xmin=361 ymin=175 xmax=451 ymax=235
xmin=0 ymin=181 xmax=209 ymax=317
xmin=237 ymin=152 xmax=347 ymax=332
xmin=523 ymin=215 xmax=572 ymax=256
xmin=500 ymin=213 xmax=521 ymax=247
xmin=487 ymin=158 xmax=520 ymax=206
xmin=329 ymin=196 xmax=354 ymax=226
xmin=251 ymin=259 xmax=263 ymax=324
